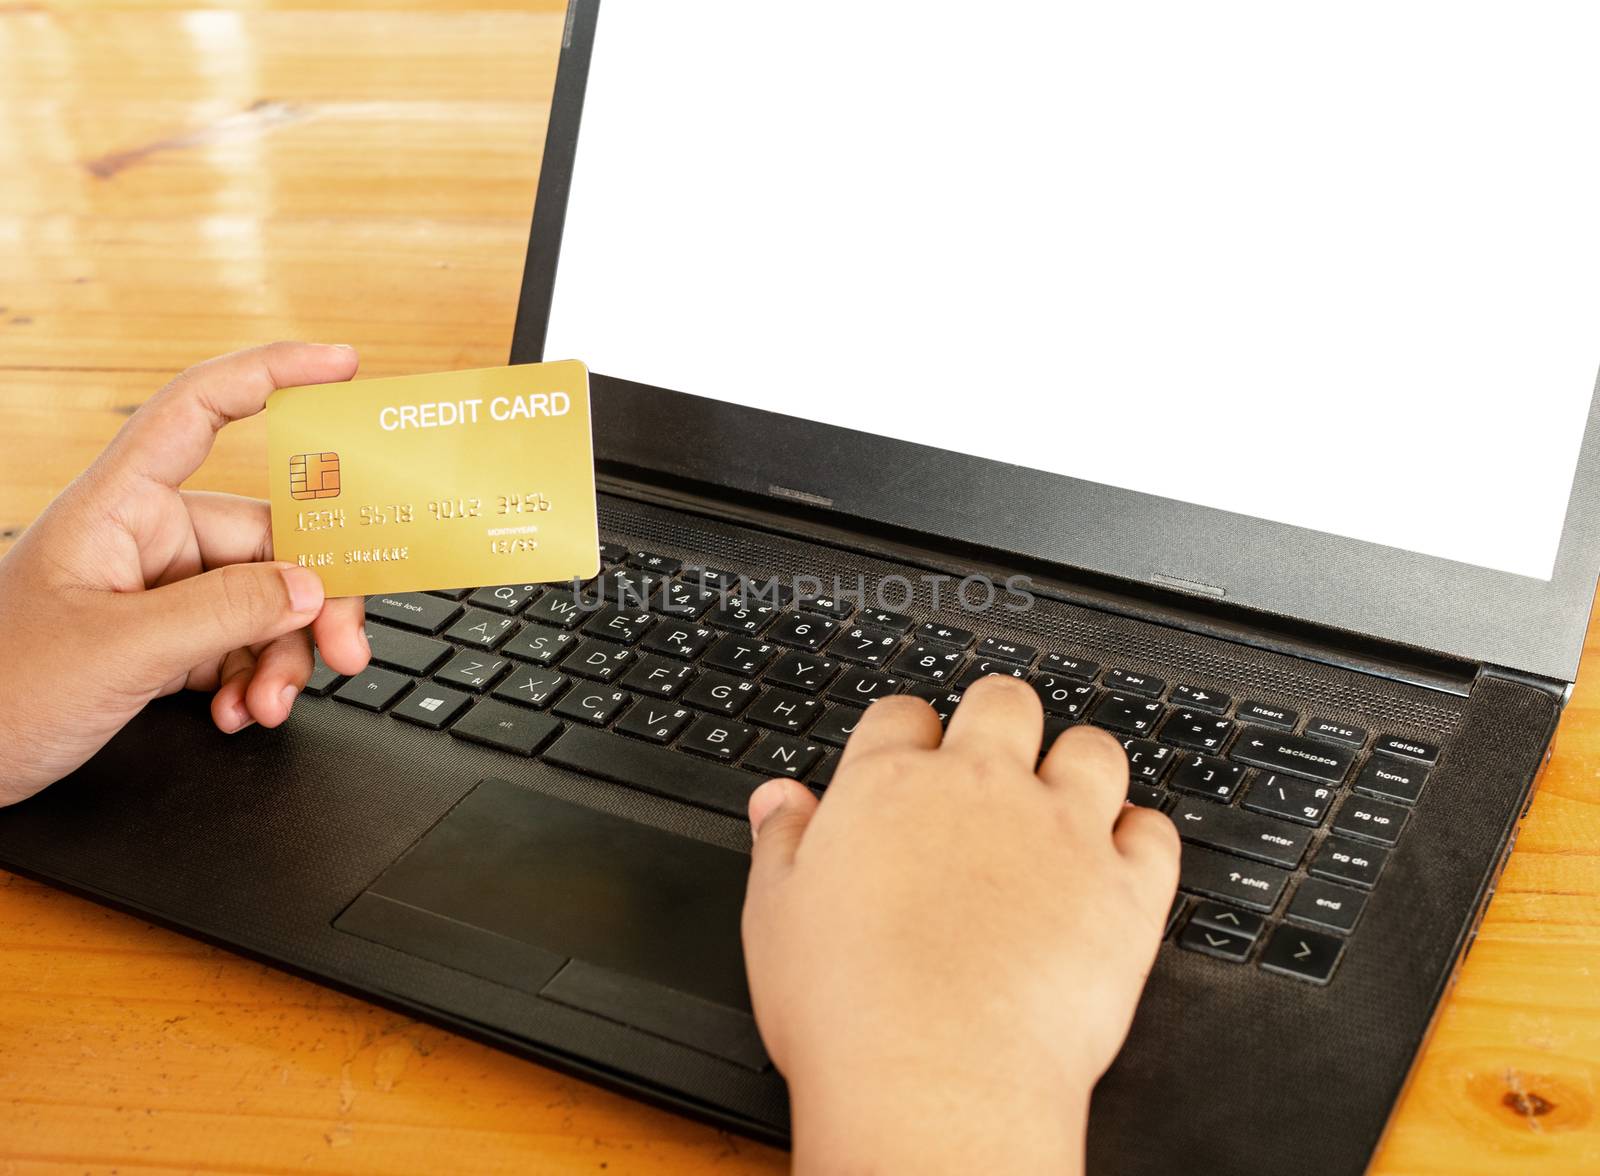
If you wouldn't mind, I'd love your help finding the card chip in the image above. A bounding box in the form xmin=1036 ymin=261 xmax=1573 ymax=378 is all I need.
xmin=290 ymin=452 xmax=341 ymax=500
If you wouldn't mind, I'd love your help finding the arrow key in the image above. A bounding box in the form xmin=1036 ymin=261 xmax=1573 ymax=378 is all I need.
xmin=1259 ymin=925 xmax=1345 ymax=984
xmin=1189 ymin=901 xmax=1266 ymax=941
xmin=1178 ymin=920 xmax=1253 ymax=962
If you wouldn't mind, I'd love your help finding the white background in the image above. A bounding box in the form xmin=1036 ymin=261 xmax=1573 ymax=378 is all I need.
xmin=545 ymin=1 xmax=1600 ymax=580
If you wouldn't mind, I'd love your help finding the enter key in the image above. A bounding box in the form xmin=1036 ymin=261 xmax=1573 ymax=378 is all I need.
xmin=1171 ymin=797 xmax=1313 ymax=869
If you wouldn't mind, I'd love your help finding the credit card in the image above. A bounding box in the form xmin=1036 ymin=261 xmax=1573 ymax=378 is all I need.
xmin=267 ymin=360 xmax=600 ymax=597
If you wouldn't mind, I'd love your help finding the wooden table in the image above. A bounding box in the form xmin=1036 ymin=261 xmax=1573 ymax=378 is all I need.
xmin=3 ymin=3 xmax=1598 ymax=1171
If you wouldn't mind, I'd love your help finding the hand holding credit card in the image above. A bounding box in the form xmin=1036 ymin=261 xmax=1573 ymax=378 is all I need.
xmin=268 ymin=361 xmax=600 ymax=597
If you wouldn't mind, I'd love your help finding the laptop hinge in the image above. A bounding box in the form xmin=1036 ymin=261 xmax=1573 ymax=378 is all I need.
xmin=595 ymin=468 xmax=1479 ymax=699
xmin=1476 ymin=663 xmax=1572 ymax=708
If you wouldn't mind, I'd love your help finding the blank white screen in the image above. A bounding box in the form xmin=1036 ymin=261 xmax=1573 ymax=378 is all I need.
xmin=545 ymin=1 xmax=1600 ymax=580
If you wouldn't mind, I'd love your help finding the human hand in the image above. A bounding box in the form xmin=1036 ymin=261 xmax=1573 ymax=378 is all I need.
xmin=0 ymin=343 xmax=371 ymax=806
xmin=741 ymin=675 xmax=1180 ymax=1174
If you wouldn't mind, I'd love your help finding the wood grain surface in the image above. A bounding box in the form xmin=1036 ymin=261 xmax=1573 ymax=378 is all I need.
xmin=2 ymin=4 xmax=1598 ymax=1172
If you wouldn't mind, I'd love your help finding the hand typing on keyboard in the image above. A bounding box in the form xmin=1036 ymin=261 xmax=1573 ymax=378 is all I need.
xmin=741 ymin=675 xmax=1180 ymax=1175
xmin=0 ymin=344 xmax=372 ymax=805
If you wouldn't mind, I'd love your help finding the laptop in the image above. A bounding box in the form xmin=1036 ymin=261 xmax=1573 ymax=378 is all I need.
xmin=4 ymin=2 xmax=1599 ymax=1172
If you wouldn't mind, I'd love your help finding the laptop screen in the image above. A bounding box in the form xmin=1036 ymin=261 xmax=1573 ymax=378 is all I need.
xmin=543 ymin=1 xmax=1600 ymax=582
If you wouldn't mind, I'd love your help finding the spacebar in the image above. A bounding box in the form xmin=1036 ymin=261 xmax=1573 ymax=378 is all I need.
xmin=542 ymin=727 xmax=760 ymax=818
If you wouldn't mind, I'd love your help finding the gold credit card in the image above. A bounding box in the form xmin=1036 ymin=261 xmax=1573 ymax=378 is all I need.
xmin=267 ymin=361 xmax=600 ymax=597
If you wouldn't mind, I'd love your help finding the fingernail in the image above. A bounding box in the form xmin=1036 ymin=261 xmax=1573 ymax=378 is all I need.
xmin=280 ymin=565 xmax=324 ymax=614
xmin=329 ymin=343 xmax=355 ymax=350
xmin=222 ymin=704 xmax=254 ymax=734
xmin=748 ymin=778 xmax=789 ymax=840
xmin=279 ymin=685 xmax=299 ymax=716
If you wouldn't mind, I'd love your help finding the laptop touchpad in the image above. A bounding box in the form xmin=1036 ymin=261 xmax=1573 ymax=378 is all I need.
xmin=335 ymin=779 xmax=761 ymax=1066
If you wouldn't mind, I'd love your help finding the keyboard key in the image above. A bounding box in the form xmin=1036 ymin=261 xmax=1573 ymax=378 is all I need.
xmin=1127 ymin=781 xmax=1166 ymax=809
xmin=916 ymin=621 xmax=974 ymax=648
xmin=1241 ymin=772 xmax=1335 ymax=826
xmin=826 ymin=667 xmax=903 ymax=705
xmin=1178 ymin=845 xmax=1290 ymax=912
xmin=1040 ymin=653 xmax=1100 ymax=681
xmin=1353 ymin=757 xmax=1429 ymax=805
xmin=366 ymin=592 xmax=461 ymax=634
xmin=1120 ymin=738 xmax=1177 ymax=783
xmin=599 ymin=541 xmax=628 ymax=566
xmin=1171 ymin=684 xmax=1230 ymax=714
xmin=524 ymin=588 xmax=590 ymax=630
xmin=553 ymin=686 xmax=630 ymax=726
xmin=1106 ymin=668 xmax=1165 ymax=697
xmin=1309 ymin=837 xmax=1389 ymax=889
xmin=830 ymin=624 xmax=901 ymax=666
xmin=449 ymin=698 xmax=561 ymax=756
xmin=1331 ymin=795 xmax=1408 ymax=846
xmin=1167 ymin=753 xmax=1246 ymax=802
xmin=745 ymin=688 xmax=825 ymax=733
xmin=976 ymin=636 xmax=1037 ymax=665
xmin=1189 ymin=902 xmax=1266 ymax=941
xmin=890 ymin=642 xmax=966 ymax=683
xmin=682 ymin=671 xmax=761 ymax=716
xmin=811 ymin=703 xmax=866 ymax=747
xmin=1239 ymin=700 xmax=1299 ymax=730
xmin=391 ymin=683 xmax=471 ymax=729
xmin=657 ymin=580 xmax=720 ymax=620
xmin=615 ymin=700 xmax=693 ymax=743
xmin=444 ymin=608 xmax=518 ymax=650
xmin=1286 ymin=879 xmax=1368 ymax=934
xmin=860 ymin=609 xmax=914 ymax=634
xmin=1165 ymin=896 xmax=1187 ymax=937
xmin=1169 ymin=798 xmax=1311 ymax=869
xmin=1030 ymin=675 xmax=1095 ymax=717
xmin=626 ymin=550 xmax=682 ymax=575
xmin=1374 ymin=734 xmax=1441 ymax=765
xmin=708 ymin=599 xmax=779 ymax=634
xmin=745 ymin=577 xmax=796 ymax=606
xmin=434 ymin=651 xmax=509 ymax=692
xmin=682 ymin=565 xmax=741 ymax=590
xmin=703 ymin=635 xmax=778 ymax=676
xmin=363 ymin=622 xmax=449 ymax=675
xmin=1178 ymin=921 xmax=1253 ymax=962
xmin=1259 ymin=925 xmax=1344 ymax=984
xmin=744 ymin=734 xmax=825 ymax=779
xmin=333 ymin=666 xmax=412 ymax=711
xmin=906 ymin=684 xmax=962 ymax=724
xmin=581 ymin=605 xmax=655 ymax=645
xmin=491 ymin=667 xmax=568 ymax=708
xmin=468 ymin=583 xmax=542 ymax=614
xmin=543 ymin=725 xmax=757 ymax=816
xmin=769 ymin=612 xmax=840 ymax=651
xmin=619 ymin=655 xmax=697 ymax=698
xmin=1231 ymin=728 xmax=1354 ymax=784
xmin=798 ymin=594 xmax=855 ymax=619
xmin=680 ymin=715 xmax=759 ymax=762
xmin=766 ymin=651 xmax=840 ymax=693
xmin=1090 ymin=693 xmax=1164 ymax=736
xmin=304 ymin=655 xmax=343 ymax=696
xmin=596 ymin=568 xmax=662 ymax=609
xmin=1159 ymin=710 xmax=1235 ymax=754
xmin=955 ymin=659 xmax=1028 ymax=687
xmin=1305 ymin=718 xmax=1368 ymax=749
xmin=641 ymin=622 xmax=716 ymax=660
xmin=810 ymin=750 xmax=841 ymax=788
xmin=501 ymin=622 xmax=580 ymax=666
xmin=563 ymin=638 xmax=635 ymax=683
xmin=428 ymin=587 xmax=473 ymax=601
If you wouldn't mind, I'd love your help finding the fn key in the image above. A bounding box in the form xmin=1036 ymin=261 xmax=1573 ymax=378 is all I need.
xmin=450 ymin=699 xmax=561 ymax=756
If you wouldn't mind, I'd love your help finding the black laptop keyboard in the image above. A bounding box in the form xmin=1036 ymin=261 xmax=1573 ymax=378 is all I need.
xmin=311 ymin=543 xmax=1441 ymax=988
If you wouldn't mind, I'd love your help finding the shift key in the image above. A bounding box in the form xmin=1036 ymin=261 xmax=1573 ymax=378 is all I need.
xmin=1179 ymin=845 xmax=1290 ymax=912
xmin=1231 ymin=728 xmax=1355 ymax=784
xmin=1170 ymin=798 xmax=1312 ymax=869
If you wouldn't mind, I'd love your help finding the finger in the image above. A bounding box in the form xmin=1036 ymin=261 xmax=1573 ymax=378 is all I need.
xmin=210 ymin=646 xmax=258 ymax=734
xmin=182 ymin=490 xmax=274 ymax=568
xmin=1112 ymin=805 xmax=1182 ymax=913
xmin=836 ymin=694 xmax=942 ymax=771
xmin=311 ymin=594 xmax=371 ymax=676
xmin=1038 ymin=723 xmax=1129 ymax=827
xmin=243 ymin=629 xmax=314 ymax=728
xmin=101 ymin=342 xmax=359 ymax=487
xmin=940 ymin=673 xmax=1044 ymax=765
xmin=113 ymin=562 xmax=325 ymax=693
xmin=746 ymin=778 xmax=820 ymax=891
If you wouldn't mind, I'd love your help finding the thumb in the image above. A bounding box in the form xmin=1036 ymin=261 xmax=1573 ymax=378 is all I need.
xmin=117 ymin=562 xmax=326 ymax=689
xmin=747 ymin=777 xmax=819 ymax=889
